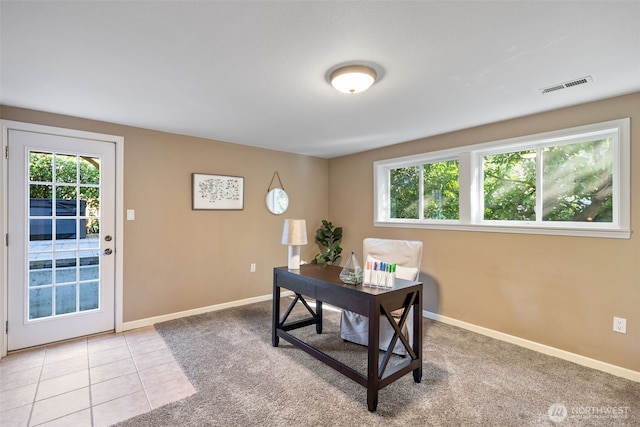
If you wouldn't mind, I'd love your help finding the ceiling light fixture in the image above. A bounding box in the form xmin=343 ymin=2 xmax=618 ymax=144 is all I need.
xmin=329 ymin=65 xmax=377 ymax=94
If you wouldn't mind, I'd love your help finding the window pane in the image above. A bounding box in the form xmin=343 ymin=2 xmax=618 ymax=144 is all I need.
xmin=390 ymin=166 xmax=419 ymax=219
xmin=542 ymin=139 xmax=613 ymax=222
xmin=484 ymin=151 xmax=536 ymax=220
xmin=423 ymin=160 xmax=459 ymax=219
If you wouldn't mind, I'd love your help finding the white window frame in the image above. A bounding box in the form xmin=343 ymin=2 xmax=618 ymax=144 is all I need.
xmin=374 ymin=118 xmax=630 ymax=239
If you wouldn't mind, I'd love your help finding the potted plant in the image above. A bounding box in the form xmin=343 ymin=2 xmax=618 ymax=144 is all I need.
xmin=311 ymin=219 xmax=343 ymax=265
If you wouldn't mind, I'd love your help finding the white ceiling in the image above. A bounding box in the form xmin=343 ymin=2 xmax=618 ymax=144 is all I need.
xmin=1 ymin=1 xmax=639 ymax=158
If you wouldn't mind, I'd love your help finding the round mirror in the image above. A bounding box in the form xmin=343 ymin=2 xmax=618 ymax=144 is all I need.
xmin=266 ymin=188 xmax=289 ymax=215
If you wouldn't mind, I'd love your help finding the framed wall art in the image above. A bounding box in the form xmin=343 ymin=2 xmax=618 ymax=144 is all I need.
xmin=192 ymin=173 xmax=244 ymax=210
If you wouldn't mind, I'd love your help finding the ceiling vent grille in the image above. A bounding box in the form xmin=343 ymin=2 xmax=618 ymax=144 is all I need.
xmin=539 ymin=76 xmax=593 ymax=94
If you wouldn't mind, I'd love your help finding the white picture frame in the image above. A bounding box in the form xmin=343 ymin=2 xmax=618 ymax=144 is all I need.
xmin=192 ymin=173 xmax=244 ymax=210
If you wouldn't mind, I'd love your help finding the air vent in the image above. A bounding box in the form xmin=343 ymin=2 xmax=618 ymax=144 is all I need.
xmin=539 ymin=76 xmax=593 ymax=94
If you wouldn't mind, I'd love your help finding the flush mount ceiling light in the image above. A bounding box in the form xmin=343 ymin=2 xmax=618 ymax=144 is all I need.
xmin=329 ymin=65 xmax=377 ymax=94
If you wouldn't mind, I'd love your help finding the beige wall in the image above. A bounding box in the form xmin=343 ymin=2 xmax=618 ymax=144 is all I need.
xmin=2 ymin=93 xmax=639 ymax=373
xmin=328 ymin=92 xmax=640 ymax=372
xmin=0 ymin=106 xmax=329 ymax=322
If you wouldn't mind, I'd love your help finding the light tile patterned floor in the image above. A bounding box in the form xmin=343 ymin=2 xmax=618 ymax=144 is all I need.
xmin=0 ymin=326 xmax=196 ymax=427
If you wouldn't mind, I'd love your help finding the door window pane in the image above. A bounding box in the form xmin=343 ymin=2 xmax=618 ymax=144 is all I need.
xmin=80 ymin=156 xmax=100 ymax=184
xmin=30 ymin=263 xmax=52 ymax=287
xmin=55 ymin=252 xmax=77 ymax=284
xmin=55 ymin=284 xmax=77 ymax=315
xmin=55 ymin=218 xmax=78 ymax=240
xmin=30 ymin=184 xmax=52 ymax=200
xmin=30 ymin=218 xmax=52 ymax=242
xmin=29 ymin=287 xmax=52 ymax=319
xmin=80 ymin=186 xmax=98 ymax=236
xmin=80 ymin=282 xmax=99 ymax=311
xmin=56 ymin=186 xmax=77 ymax=216
xmin=55 ymin=154 xmax=77 ymax=183
xmin=30 ymin=151 xmax=53 ymax=182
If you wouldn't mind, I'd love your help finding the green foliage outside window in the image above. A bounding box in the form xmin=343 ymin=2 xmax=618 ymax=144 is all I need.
xmin=483 ymin=139 xmax=612 ymax=222
xmin=541 ymin=139 xmax=612 ymax=222
xmin=423 ymin=160 xmax=459 ymax=220
xmin=483 ymin=151 xmax=536 ymax=221
xmin=390 ymin=160 xmax=460 ymax=220
xmin=390 ymin=166 xmax=419 ymax=219
xmin=388 ymin=139 xmax=612 ymax=224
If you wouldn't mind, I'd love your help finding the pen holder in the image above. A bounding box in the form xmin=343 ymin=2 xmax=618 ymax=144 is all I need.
xmin=363 ymin=261 xmax=396 ymax=288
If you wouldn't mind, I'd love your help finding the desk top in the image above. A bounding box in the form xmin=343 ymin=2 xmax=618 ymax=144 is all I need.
xmin=274 ymin=264 xmax=421 ymax=296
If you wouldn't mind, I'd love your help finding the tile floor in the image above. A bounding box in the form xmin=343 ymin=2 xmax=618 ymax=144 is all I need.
xmin=0 ymin=326 xmax=196 ymax=427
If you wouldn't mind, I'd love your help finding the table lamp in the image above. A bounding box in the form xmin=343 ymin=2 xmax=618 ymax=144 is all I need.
xmin=281 ymin=219 xmax=308 ymax=270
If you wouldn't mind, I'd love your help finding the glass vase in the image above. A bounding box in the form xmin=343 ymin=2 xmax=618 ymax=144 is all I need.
xmin=339 ymin=251 xmax=363 ymax=285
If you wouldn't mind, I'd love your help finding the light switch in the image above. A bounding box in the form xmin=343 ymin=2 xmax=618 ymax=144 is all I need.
xmin=127 ymin=209 xmax=135 ymax=221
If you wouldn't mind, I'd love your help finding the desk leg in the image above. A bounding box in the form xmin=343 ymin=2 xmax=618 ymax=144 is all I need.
xmin=272 ymin=283 xmax=280 ymax=347
xmin=367 ymin=302 xmax=381 ymax=412
xmin=412 ymin=289 xmax=422 ymax=383
xmin=316 ymin=301 xmax=323 ymax=334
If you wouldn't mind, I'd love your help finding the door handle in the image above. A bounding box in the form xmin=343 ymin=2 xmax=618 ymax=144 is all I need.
xmin=103 ymin=248 xmax=113 ymax=255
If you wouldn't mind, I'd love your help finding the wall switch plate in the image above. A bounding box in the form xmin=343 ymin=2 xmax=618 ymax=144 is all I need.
xmin=613 ymin=317 xmax=627 ymax=334
xmin=250 ymin=263 xmax=256 ymax=273
xmin=126 ymin=209 xmax=135 ymax=221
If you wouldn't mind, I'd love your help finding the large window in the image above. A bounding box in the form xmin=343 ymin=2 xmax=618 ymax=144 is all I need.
xmin=374 ymin=119 xmax=630 ymax=238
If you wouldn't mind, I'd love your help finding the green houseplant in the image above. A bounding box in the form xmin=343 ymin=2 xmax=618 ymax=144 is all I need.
xmin=312 ymin=219 xmax=343 ymax=265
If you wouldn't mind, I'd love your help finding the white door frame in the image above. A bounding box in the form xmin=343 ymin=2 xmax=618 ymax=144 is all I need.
xmin=1 ymin=120 xmax=124 ymax=357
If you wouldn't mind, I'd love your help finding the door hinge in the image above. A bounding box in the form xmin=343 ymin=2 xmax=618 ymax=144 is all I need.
xmin=5 ymin=321 xmax=7 ymax=334
xmin=4 ymin=146 xmax=7 ymax=159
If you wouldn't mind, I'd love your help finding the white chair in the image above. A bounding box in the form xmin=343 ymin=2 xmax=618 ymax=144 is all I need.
xmin=340 ymin=238 xmax=423 ymax=355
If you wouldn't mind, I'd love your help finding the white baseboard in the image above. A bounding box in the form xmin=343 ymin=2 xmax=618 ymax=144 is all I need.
xmin=423 ymin=310 xmax=640 ymax=383
xmin=119 ymin=291 xmax=293 ymax=332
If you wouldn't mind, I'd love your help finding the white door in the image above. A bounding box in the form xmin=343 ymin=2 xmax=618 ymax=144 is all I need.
xmin=7 ymin=129 xmax=115 ymax=350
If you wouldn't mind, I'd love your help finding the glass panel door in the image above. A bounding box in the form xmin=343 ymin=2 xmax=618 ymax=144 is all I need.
xmin=8 ymin=128 xmax=115 ymax=350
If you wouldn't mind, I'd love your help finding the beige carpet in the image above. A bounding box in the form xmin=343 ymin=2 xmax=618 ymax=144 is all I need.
xmin=117 ymin=299 xmax=639 ymax=426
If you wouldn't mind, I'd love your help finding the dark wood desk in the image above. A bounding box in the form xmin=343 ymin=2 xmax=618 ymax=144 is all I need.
xmin=272 ymin=264 xmax=423 ymax=412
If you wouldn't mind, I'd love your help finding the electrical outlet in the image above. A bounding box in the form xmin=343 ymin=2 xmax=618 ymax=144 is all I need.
xmin=250 ymin=263 xmax=256 ymax=273
xmin=613 ymin=317 xmax=627 ymax=334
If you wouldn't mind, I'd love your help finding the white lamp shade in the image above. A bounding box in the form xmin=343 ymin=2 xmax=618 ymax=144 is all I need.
xmin=330 ymin=65 xmax=377 ymax=94
xmin=281 ymin=219 xmax=308 ymax=246
xmin=282 ymin=219 xmax=307 ymax=269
